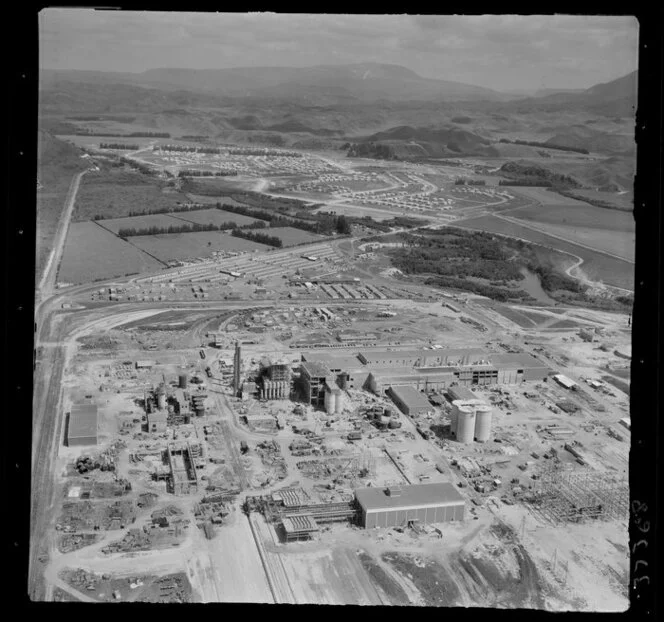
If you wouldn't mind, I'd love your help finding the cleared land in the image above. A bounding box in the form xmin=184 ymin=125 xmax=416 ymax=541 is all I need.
xmin=129 ymin=230 xmax=269 ymax=262
xmin=173 ymin=208 xmax=263 ymax=227
xmin=454 ymin=215 xmax=634 ymax=290
xmin=264 ymin=227 xmax=323 ymax=246
xmin=58 ymin=222 xmax=163 ymax=284
xmin=73 ymin=168 xmax=189 ymax=221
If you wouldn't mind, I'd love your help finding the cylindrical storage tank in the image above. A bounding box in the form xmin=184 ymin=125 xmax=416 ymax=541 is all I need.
xmin=450 ymin=406 xmax=458 ymax=436
xmin=380 ymin=415 xmax=391 ymax=427
xmin=474 ymin=405 xmax=493 ymax=442
xmin=178 ymin=374 xmax=188 ymax=389
xmin=388 ymin=418 xmax=399 ymax=429
xmin=324 ymin=390 xmax=336 ymax=414
xmin=455 ymin=405 xmax=476 ymax=444
xmin=334 ymin=391 xmax=343 ymax=414
xmin=157 ymin=392 xmax=166 ymax=410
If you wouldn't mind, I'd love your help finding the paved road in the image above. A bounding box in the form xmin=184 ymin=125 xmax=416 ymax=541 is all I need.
xmin=37 ymin=170 xmax=86 ymax=299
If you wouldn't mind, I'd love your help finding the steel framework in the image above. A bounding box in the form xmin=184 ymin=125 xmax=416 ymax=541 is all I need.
xmin=527 ymin=464 xmax=628 ymax=524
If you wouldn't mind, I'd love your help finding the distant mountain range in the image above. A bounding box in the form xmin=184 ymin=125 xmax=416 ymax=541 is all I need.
xmin=41 ymin=63 xmax=637 ymax=106
xmin=41 ymin=62 xmax=515 ymax=104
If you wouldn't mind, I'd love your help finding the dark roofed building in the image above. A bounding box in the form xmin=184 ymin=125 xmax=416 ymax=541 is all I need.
xmin=387 ymin=385 xmax=434 ymax=417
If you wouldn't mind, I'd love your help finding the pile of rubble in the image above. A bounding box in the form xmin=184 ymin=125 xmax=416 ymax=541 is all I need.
xmin=57 ymin=533 xmax=100 ymax=553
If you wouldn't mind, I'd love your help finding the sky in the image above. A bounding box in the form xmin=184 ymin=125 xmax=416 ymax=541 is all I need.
xmin=39 ymin=11 xmax=639 ymax=92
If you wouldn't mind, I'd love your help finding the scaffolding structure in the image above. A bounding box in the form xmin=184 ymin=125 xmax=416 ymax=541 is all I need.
xmin=527 ymin=464 xmax=628 ymax=524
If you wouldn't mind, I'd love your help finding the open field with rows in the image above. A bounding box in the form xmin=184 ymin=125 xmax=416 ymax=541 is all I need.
xmin=454 ymin=215 xmax=634 ymax=290
xmin=58 ymin=222 xmax=164 ymax=284
xmin=173 ymin=208 xmax=263 ymax=227
xmin=128 ymin=230 xmax=270 ymax=262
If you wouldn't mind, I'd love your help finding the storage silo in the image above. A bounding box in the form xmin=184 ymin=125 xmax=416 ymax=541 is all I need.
xmin=474 ymin=405 xmax=493 ymax=442
xmin=178 ymin=374 xmax=188 ymax=389
xmin=156 ymin=385 xmax=166 ymax=410
xmin=455 ymin=404 xmax=476 ymax=444
xmin=324 ymin=389 xmax=337 ymax=415
xmin=334 ymin=391 xmax=343 ymax=414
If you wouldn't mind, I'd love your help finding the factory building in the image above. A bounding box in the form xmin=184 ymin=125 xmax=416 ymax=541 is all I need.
xmin=300 ymin=361 xmax=333 ymax=408
xmin=67 ymin=403 xmax=98 ymax=446
xmin=356 ymin=483 xmax=466 ymax=529
xmin=358 ymin=347 xmax=486 ymax=368
xmin=147 ymin=411 xmax=168 ymax=434
xmin=167 ymin=443 xmax=199 ymax=496
xmin=387 ymin=385 xmax=434 ymax=417
xmin=447 ymin=386 xmax=479 ymax=402
xmin=489 ymin=353 xmax=551 ymax=383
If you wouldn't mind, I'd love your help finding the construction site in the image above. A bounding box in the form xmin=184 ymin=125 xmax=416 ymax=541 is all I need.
xmin=34 ymin=273 xmax=632 ymax=608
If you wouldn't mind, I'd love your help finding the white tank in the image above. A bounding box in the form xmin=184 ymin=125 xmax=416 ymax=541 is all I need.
xmin=455 ymin=404 xmax=476 ymax=444
xmin=324 ymin=390 xmax=337 ymax=415
xmin=334 ymin=391 xmax=343 ymax=414
xmin=474 ymin=405 xmax=493 ymax=442
xmin=157 ymin=392 xmax=166 ymax=410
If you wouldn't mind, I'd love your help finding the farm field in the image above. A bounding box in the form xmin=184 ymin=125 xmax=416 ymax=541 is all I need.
xmin=508 ymin=186 xmax=592 ymax=206
xmin=503 ymin=202 xmax=634 ymax=232
xmin=96 ymin=213 xmax=188 ymax=234
xmin=73 ymin=168 xmax=189 ymax=221
xmin=474 ymin=300 xmax=542 ymax=328
xmin=265 ymin=227 xmax=324 ymax=246
xmin=454 ymin=215 xmax=635 ymax=291
xmin=128 ymin=230 xmax=270 ymax=262
xmin=173 ymin=208 xmax=263 ymax=227
xmin=509 ymin=222 xmax=634 ymax=262
xmin=58 ymin=222 xmax=164 ymax=284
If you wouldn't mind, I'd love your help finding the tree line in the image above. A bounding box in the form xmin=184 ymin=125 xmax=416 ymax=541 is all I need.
xmin=455 ymin=178 xmax=486 ymax=185
xmin=75 ymin=130 xmax=170 ymax=138
xmin=117 ymin=220 xmax=267 ymax=237
xmin=178 ymin=170 xmax=238 ymax=177
xmin=214 ymin=202 xmax=350 ymax=235
xmin=156 ymin=145 xmax=223 ymax=154
xmin=100 ymin=143 xmax=140 ymax=150
xmin=498 ymin=138 xmax=589 ymax=155
xmin=231 ymin=229 xmax=283 ymax=247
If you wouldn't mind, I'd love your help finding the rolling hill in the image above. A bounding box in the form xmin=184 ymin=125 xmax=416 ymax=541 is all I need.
xmin=41 ymin=63 xmax=509 ymax=104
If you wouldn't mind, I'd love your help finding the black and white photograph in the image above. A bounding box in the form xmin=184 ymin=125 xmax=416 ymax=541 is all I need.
xmin=30 ymin=10 xmax=643 ymax=610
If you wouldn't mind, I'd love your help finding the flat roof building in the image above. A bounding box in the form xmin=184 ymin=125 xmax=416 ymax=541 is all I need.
xmin=387 ymin=385 xmax=434 ymax=417
xmin=447 ymin=386 xmax=479 ymax=402
xmin=67 ymin=403 xmax=98 ymax=446
xmin=356 ymin=483 xmax=465 ymax=529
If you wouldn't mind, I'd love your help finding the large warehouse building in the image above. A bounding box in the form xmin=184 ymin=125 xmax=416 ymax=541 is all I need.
xmin=387 ymin=385 xmax=434 ymax=417
xmin=67 ymin=403 xmax=98 ymax=446
xmin=356 ymin=483 xmax=465 ymax=528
